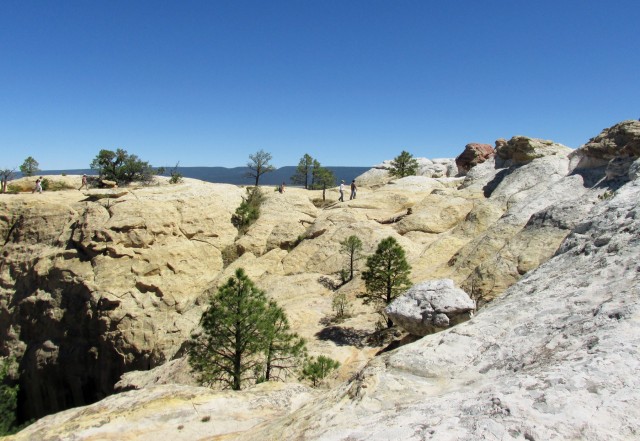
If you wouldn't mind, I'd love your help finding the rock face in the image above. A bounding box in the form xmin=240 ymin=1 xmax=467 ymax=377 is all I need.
xmin=455 ymin=143 xmax=495 ymax=174
xmin=385 ymin=279 xmax=475 ymax=336
xmin=236 ymin=154 xmax=640 ymax=441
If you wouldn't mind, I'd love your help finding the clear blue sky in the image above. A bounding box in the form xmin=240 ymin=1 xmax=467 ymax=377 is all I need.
xmin=1 ymin=0 xmax=638 ymax=170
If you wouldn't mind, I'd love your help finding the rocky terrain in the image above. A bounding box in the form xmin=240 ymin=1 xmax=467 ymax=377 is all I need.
xmin=2 ymin=120 xmax=639 ymax=440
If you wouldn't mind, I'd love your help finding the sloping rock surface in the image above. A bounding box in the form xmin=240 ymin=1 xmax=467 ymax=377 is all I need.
xmin=237 ymin=159 xmax=640 ymax=441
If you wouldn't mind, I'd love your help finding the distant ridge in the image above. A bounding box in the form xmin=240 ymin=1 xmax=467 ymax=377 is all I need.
xmin=32 ymin=166 xmax=370 ymax=186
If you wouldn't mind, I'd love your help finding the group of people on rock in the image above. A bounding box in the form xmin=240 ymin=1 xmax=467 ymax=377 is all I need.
xmin=339 ymin=179 xmax=357 ymax=202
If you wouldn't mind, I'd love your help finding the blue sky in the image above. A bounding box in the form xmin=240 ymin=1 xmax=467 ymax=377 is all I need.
xmin=1 ymin=0 xmax=638 ymax=169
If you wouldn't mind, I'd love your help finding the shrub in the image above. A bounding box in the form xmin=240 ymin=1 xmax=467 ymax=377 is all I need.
xmin=332 ymin=292 xmax=351 ymax=320
xmin=300 ymin=355 xmax=340 ymax=387
xmin=231 ymin=187 xmax=264 ymax=233
xmin=0 ymin=358 xmax=18 ymax=436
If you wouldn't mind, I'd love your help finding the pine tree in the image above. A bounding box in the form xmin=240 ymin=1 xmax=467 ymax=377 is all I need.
xmin=310 ymin=160 xmax=336 ymax=201
xmin=246 ymin=150 xmax=276 ymax=186
xmin=261 ymin=302 xmax=307 ymax=382
xmin=340 ymin=235 xmax=363 ymax=282
xmin=19 ymin=156 xmax=39 ymax=177
xmin=361 ymin=237 xmax=412 ymax=328
xmin=300 ymin=355 xmax=340 ymax=387
xmin=189 ymin=269 xmax=306 ymax=390
xmin=291 ymin=154 xmax=313 ymax=189
xmin=389 ymin=150 xmax=419 ymax=178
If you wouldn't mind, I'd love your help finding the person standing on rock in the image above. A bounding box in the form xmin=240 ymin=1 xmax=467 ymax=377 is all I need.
xmin=350 ymin=180 xmax=357 ymax=200
xmin=339 ymin=180 xmax=345 ymax=202
xmin=79 ymin=174 xmax=88 ymax=190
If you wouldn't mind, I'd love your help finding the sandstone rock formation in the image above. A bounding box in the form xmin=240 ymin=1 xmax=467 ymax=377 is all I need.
xmin=455 ymin=142 xmax=494 ymax=174
xmin=4 ymin=121 xmax=640 ymax=440
xmin=354 ymin=157 xmax=457 ymax=187
xmin=234 ymin=147 xmax=640 ymax=441
xmin=8 ymin=382 xmax=316 ymax=441
xmin=385 ymin=279 xmax=475 ymax=336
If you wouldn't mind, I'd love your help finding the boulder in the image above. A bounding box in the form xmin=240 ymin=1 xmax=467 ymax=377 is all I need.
xmin=495 ymin=136 xmax=572 ymax=166
xmin=569 ymin=119 xmax=640 ymax=170
xmin=385 ymin=279 xmax=475 ymax=336
xmin=455 ymin=143 xmax=495 ymax=174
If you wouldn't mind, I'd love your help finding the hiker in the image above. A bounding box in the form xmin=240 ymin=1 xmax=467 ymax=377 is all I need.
xmin=79 ymin=174 xmax=88 ymax=190
xmin=279 ymin=182 xmax=285 ymax=193
xmin=339 ymin=180 xmax=345 ymax=202
xmin=350 ymin=180 xmax=357 ymax=200
xmin=33 ymin=177 xmax=43 ymax=194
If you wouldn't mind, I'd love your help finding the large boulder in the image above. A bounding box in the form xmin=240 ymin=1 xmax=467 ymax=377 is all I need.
xmin=496 ymin=136 xmax=572 ymax=166
xmin=569 ymin=119 xmax=640 ymax=176
xmin=455 ymin=143 xmax=495 ymax=175
xmin=385 ymin=279 xmax=475 ymax=336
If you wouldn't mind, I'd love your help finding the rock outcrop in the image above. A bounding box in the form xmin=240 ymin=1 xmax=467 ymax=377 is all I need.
xmin=385 ymin=279 xmax=475 ymax=336
xmin=234 ymin=149 xmax=640 ymax=441
xmin=455 ymin=142 xmax=495 ymax=174
xmin=354 ymin=157 xmax=457 ymax=187
xmin=4 ymin=121 xmax=640 ymax=440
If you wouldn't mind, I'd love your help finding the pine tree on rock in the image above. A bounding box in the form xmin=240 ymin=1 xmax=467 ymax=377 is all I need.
xmin=361 ymin=237 xmax=412 ymax=328
xmin=389 ymin=150 xmax=419 ymax=178
xmin=189 ymin=268 xmax=306 ymax=390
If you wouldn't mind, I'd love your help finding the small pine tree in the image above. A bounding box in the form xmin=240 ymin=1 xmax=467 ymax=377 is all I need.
xmin=361 ymin=237 xmax=412 ymax=328
xmin=332 ymin=292 xmax=351 ymax=320
xmin=231 ymin=187 xmax=264 ymax=233
xmin=189 ymin=269 xmax=306 ymax=390
xmin=261 ymin=301 xmax=307 ymax=382
xmin=310 ymin=160 xmax=336 ymax=201
xmin=189 ymin=269 xmax=272 ymax=390
xmin=340 ymin=235 xmax=363 ymax=282
xmin=291 ymin=154 xmax=313 ymax=189
xmin=300 ymin=355 xmax=340 ymax=387
xmin=389 ymin=150 xmax=419 ymax=178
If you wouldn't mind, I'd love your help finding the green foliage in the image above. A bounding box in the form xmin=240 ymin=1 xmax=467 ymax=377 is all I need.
xmin=169 ymin=162 xmax=183 ymax=184
xmin=0 ymin=358 xmax=19 ymax=436
xmin=0 ymin=169 xmax=16 ymax=194
xmin=245 ymin=149 xmax=276 ymax=186
xmin=291 ymin=154 xmax=314 ymax=189
xmin=19 ymin=156 xmax=39 ymax=177
xmin=261 ymin=302 xmax=307 ymax=382
xmin=40 ymin=177 xmax=50 ymax=191
xmin=310 ymin=160 xmax=336 ymax=201
xmin=331 ymin=292 xmax=351 ymax=320
xmin=340 ymin=235 xmax=363 ymax=282
xmin=90 ymin=148 xmax=156 ymax=185
xmin=231 ymin=187 xmax=264 ymax=233
xmin=361 ymin=237 xmax=412 ymax=328
xmin=189 ymin=269 xmax=306 ymax=390
xmin=389 ymin=150 xmax=419 ymax=178
xmin=300 ymin=355 xmax=340 ymax=387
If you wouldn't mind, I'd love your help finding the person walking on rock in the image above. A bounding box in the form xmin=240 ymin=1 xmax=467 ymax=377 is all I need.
xmin=33 ymin=177 xmax=43 ymax=194
xmin=350 ymin=180 xmax=357 ymax=200
xmin=79 ymin=174 xmax=88 ymax=190
xmin=339 ymin=180 xmax=345 ymax=202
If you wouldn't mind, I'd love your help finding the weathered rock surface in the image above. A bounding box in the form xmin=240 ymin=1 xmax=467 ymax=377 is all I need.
xmin=236 ymin=157 xmax=640 ymax=441
xmin=7 ymin=382 xmax=316 ymax=441
xmin=5 ymin=121 xmax=640 ymax=439
xmin=495 ymin=135 xmax=572 ymax=166
xmin=385 ymin=279 xmax=475 ymax=336
xmin=569 ymin=119 xmax=640 ymax=170
xmin=455 ymin=142 xmax=495 ymax=174
xmin=354 ymin=157 xmax=457 ymax=187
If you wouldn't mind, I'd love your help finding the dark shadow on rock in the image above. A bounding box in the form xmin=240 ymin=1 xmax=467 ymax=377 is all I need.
xmin=315 ymin=326 xmax=370 ymax=348
xmin=482 ymin=168 xmax=512 ymax=198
